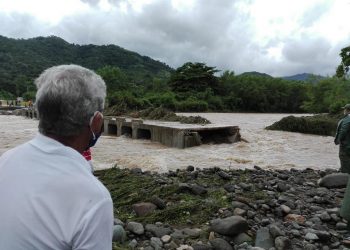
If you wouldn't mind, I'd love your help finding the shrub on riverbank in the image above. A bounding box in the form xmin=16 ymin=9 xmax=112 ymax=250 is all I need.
xmin=266 ymin=114 xmax=338 ymax=136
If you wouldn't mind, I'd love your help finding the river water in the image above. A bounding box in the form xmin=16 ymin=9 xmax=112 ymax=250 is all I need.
xmin=0 ymin=113 xmax=339 ymax=172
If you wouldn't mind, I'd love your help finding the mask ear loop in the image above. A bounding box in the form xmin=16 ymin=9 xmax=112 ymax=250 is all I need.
xmin=89 ymin=111 xmax=100 ymax=140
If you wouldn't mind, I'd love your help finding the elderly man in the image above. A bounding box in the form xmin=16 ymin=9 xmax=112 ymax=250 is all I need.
xmin=335 ymin=104 xmax=350 ymax=174
xmin=0 ymin=65 xmax=113 ymax=249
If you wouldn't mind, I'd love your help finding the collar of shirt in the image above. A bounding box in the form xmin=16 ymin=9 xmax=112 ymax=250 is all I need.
xmin=29 ymin=133 xmax=89 ymax=171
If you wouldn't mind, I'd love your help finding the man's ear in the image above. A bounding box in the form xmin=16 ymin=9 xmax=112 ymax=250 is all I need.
xmin=90 ymin=112 xmax=104 ymax=134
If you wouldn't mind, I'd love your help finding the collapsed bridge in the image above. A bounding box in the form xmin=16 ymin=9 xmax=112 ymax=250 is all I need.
xmin=103 ymin=117 xmax=241 ymax=149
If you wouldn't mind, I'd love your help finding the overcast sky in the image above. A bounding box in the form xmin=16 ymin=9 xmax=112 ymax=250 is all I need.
xmin=0 ymin=0 xmax=349 ymax=77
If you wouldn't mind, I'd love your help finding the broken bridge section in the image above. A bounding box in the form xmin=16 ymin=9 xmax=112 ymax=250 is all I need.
xmin=103 ymin=116 xmax=241 ymax=149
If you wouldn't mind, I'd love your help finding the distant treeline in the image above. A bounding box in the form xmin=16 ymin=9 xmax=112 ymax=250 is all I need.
xmin=1 ymin=35 xmax=350 ymax=114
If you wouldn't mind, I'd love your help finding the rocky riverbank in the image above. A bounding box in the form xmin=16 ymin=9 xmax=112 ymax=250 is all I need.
xmin=95 ymin=166 xmax=350 ymax=250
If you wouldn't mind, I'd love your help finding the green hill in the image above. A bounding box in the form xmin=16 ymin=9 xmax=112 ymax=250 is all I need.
xmin=0 ymin=35 xmax=173 ymax=97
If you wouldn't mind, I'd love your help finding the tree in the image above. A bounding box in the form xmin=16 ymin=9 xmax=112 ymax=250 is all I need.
xmin=168 ymin=62 xmax=219 ymax=93
xmin=336 ymin=46 xmax=350 ymax=78
xmin=96 ymin=66 xmax=129 ymax=92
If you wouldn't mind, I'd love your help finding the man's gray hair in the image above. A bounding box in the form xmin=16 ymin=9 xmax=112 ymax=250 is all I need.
xmin=35 ymin=64 xmax=106 ymax=136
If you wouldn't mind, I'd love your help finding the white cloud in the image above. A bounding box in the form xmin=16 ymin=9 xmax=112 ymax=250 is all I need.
xmin=0 ymin=0 xmax=349 ymax=76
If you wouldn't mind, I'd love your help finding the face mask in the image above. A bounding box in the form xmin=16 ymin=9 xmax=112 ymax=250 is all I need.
xmin=86 ymin=112 xmax=102 ymax=149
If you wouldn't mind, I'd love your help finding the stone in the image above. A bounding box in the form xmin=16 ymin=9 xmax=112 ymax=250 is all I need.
xmin=145 ymin=224 xmax=173 ymax=238
xmin=280 ymin=204 xmax=291 ymax=214
xmin=209 ymin=216 xmax=249 ymax=236
xmin=217 ymin=171 xmax=231 ymax=180
xmin=274 ymin=236 xmax=291 ymax=250
xmin=161 ymin=235 xmax=172 ymax=243
xmin=151 ymin=237 xmax=163 ymax=250
xmin=232 ymin=232 xmax=252 ymax=245
xmin=187 ymin=165 xmax=195 ymax=171
xmin=114 ymin=218 xmax=125 ymax=226
xmin=284 ymin=214 xmax=305 ymax=224
xmin=126 ymin=221 xmax=144 ymax=235
xmin=224 ymin=184 xmax=236 ymax=193
xmin=319 ymin=211 xmax=331 ymax=222
xmin=318 ymin=173 xmax=349 ymax=188
xmin=231 ymin=201 xmax=247 ymax=209
xmin=305 ymin=232 xmax=319 ymax=241
xmin=171 ymin=229 xmax=186 ymax=239
xmin=192 ymin=243 xmax=213 ymax=250
xmin=314 ymin=231 xmax=331 ymax=242
xmin=178 ymin=183 xmax=207 ymax=195
xmin=130 ymin=168 xmax=143 ymax=174
xmin=112 ymin=225 xmax=127 ymax=243
xmin=151 ymin=196 xmax=167 ymax=209
xmin=128 ymin=239 xmax=138 ymax=249
xmin=239 ymin=183 xmax=252 ymax=191
xmin=269 ymin=224 xmax=285 ymax=238
xmin=208 ymin=231 xmax=215 ymax=241
xmin=209 ymin=238 xmax=233 ymax=250
xmin=133 ymin=202 xmax=157 ymax=216
xmin=191 ymin=184 xmax=208 ymax=195
xmin=177 ymin=244 xmax=194 ymax=250
xmin=183 ymin=228 xmax=202 ymax=238
xmin=233 ymin=207 xmax=246 ymax=216
xmin=336 ymin=222 xmax=348 ymax=230
xmin=277 ymin=182 xmax=289 ymax=192
xmin=255 ymin=227 xmax=274 ymax=249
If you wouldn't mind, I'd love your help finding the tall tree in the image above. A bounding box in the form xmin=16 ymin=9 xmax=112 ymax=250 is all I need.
xmin=168 ymin=62 xmax=219 ymax=93
xmin=336 ymin=46 xmax=350 ymax=78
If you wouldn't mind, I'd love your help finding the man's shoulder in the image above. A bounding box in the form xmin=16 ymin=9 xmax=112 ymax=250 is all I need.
xmin=0 ymin=141 xmax=31 ymax=162
xmin=343 ymin=115 xmax=350 ymax=123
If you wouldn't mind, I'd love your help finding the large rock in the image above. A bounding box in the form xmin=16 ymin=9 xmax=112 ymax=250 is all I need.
xmin=318 ymin=173 xmax=349 ymax=188
xmin=255 ymin=227 xmax=274 ymax=250
xmin=178 ymin=183 xmax=208 ymax=195
xmin=126 ymin=221 xmax=144 ymax=235
xmin=112 ymin=225 xmax=127 ymax=243
xmin=132 ymin=202 xmax=157 ymax=216
xmin=274 ymin=236 xmax=291 ymax=250
xmin=284 ymin=214 xmax=305 ymax=224
xmin=209 ymin=238 xmax=233 ymax=250
xmin=232 ymin=233 xmax=253 ymax=245
xmin=145 ymin=224 xmax=173 ymax=238
xmin=209 ymin=216 xmax=248 ymax=236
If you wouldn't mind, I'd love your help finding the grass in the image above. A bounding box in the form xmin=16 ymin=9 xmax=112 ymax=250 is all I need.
xmin=94 ymin=167 xmax=268 ymax=228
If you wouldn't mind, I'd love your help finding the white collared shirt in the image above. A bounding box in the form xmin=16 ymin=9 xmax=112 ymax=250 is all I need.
xmin=0 ymin=133 xmax=113 ymax=250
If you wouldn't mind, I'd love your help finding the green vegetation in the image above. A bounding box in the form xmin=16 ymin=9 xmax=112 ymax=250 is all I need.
xmin=266 ymin=115 xmax=338 ymax=136
xmin=1 ymin=35 xmax=350 ymax=116
xmin=0 ymin=35 xmax=171 ymax=101
xmin=94 ymin=167 xmax=264 ymax=226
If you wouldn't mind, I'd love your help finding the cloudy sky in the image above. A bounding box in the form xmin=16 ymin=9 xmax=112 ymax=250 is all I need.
xmin=0 ymin=0 xmax=349 ymax=77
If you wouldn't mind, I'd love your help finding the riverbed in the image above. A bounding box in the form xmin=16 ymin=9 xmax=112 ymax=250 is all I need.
xmin=0 ymin=113 xmax=339 ymax=172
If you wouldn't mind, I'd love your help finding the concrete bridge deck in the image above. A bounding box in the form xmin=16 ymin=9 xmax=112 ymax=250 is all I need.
xmin=103 ymin=116 xmax=240 ymax=148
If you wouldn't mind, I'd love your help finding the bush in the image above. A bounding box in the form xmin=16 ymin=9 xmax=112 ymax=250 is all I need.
xmin=266 ymin=115 xmax=337 ymax=136
xmin=146 ymin=92 xmax=176 ymax=110
xmin=106 ymin=91 xmax=150 ymax=114
xmin=175 ymin=98 xmax=208 ymax=112
xmin=0 ymin=90 xmax=15 ymax=100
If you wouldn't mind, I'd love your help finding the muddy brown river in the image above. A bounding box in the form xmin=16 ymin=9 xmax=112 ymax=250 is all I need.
xmin=0 ymin=113 xmax=339 ymax=172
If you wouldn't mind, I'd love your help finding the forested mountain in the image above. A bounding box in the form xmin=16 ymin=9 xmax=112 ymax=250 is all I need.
xmin=282 ymin=73 xmax=325 ymax=82
xmin=239 ymin=71 xmax=273 ymax=78
xmin=0 ymin=35 xmax=172 ymax=97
